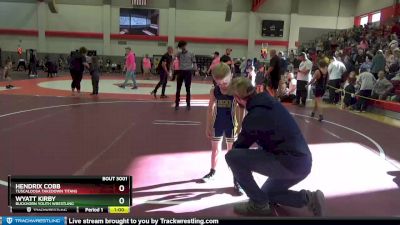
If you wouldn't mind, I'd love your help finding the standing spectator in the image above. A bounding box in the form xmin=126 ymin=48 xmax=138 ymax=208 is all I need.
xmin=343 ymin=75 xmax=357 ymax=108
xmin=16 ymin=57 xmax=26 ymax=71
xmin=371 ymin=50 xmax=386 ymax=79
xmin=28 ymin=50 xmax=37 ymax=77
xmin=255 ymin=64 xmax=266 ymax=93
xmin=265 ymin=49 xmax=280 ymax=97
xmin=220 ymin=48 xmax=233 ymax=66
xmin=371 ymin=70 xmax=393 ymax=100
xmin=151 ymin=46 xmax=173 ymax=99
xmin=295 ymin=52 xmax=312 ymax=106
xmin=89 ymin=56 xmax=100 ymax=96
xmin=207 ymin=51 xmax=220 ymax=80
xmin=351 ymin=71 xmax=376 ymax=112
xmin=175 ymin=41 xmax=196 ymax=111
xmin=278 ymin=51 xmax=288 ymax=76
xmin=69 ymin=47 xmax=89 ymax=95
xmin=171 ymin=56 xmax=179 ymax=81
xmin=119 ymin=47 xmax=137 ymax=89
xmin=142 ymin=54 xmax=152 ymax=80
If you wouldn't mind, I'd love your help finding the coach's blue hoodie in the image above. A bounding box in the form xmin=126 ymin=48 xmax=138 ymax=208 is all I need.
xmin=233 ymin=92 xmax=312 ymax=174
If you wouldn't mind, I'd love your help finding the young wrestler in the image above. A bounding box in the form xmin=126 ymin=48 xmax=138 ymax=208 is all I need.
xmin=307 ymin=60 xmax=329 ymax=122
xmin=203 ymin=63 xmax=245 ymax=195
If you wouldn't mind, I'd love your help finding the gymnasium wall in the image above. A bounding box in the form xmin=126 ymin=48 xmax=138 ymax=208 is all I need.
xmin=355 ymin=0 xmax=394 ymax=16
xmin=0 ymin=0 xmax=355 ymax=59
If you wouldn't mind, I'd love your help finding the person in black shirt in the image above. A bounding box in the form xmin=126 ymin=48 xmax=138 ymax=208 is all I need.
xmin=266 ymin=49 xmax=280 ymax=97
xmin=69 ymin=47 xmax=89 ymax=96
xmin=220 ymin=48 xmax=233 ymax=65
xmin=151 ymin=46 xmax=173 ymax=98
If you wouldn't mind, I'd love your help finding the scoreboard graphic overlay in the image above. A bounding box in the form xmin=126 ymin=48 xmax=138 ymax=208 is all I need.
xmin=8 ymin=176 xmax=132 ymax=213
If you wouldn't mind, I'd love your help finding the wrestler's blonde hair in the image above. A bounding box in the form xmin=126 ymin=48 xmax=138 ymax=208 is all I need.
xmin=212 ymin=63 xmax=231 ymax=80
xmin=229 ymin=77 xmax=256 ymax=99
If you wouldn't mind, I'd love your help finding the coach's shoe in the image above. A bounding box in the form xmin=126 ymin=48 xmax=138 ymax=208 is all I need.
xmin=160 ymin=95 xmax=168 ymax=99
xmin=201 ymin=169 xmax=216 ymax=183
xmin=311 ymin=112 xmax=315 ymax=118
xmin=174 ymin=105 xmax=179 ymax=111
xmin=150 ymin=90 xmax=157 ymax=98
xmin=233 ymin=200 xmax=273 ymax=217
xmin=306 ymin=190 xmax=326 ymax=216
xmin=318 ymin=115 xmax=324 ymax=122
xmin=131 ymin=86 xmax=138 ymax=89
xmin=233 ymin=179 xmax=244 ymax=196
xmin=186 ymin=105 xmax=191 ymax=111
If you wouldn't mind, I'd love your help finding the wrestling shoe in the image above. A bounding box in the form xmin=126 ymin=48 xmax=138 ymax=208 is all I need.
xmin=160 ymin=95 xmax=168 ymax=99
xmin=131 ymin=86 xmax=138 ymax=89
xmin=311 ymin=112 xmax=315 ymax=118
xmin=174 ymin=105 xmax=179 ymax=111
xmin=186 ymin=105 xmax=191 ymax=111
xmin=306 ymin=190 xmax=326 ymax=216
xmin=201 ymin=169 xmax=215 ymax=183
xmin=233 ymin=200 xmax=273 ymax=216
xmin=318 ymin=115 xmax=324 ymax=122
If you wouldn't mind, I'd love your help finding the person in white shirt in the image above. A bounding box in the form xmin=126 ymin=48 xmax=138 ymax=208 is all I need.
xmin=327 ymin=57 xmax=346 ymax=104
xmin=280 ymin=72 xmax=297 ymax=103
xmin=351 ymin=71 xmax=376 ymax=112
xmin=294 ymin=52 xmax=312 ymax=106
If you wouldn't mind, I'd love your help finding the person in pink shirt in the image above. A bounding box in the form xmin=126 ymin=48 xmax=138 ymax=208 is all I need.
xmin=359 ymin=37 xmax=369 ymax=51
xmin=206 ymin=51 xmax=220 ymax=82
xmin=171 ymin=56 xmax=180 ymax=81
xmin=142 ymin=54 xmax=152 ymax=80
xmin=119 ymin=47 xmax=137 ymax=89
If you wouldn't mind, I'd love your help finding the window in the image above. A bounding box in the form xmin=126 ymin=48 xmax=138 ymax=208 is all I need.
xmin=130 ymin=16 xmax=149 ymax=26
xmin=372 ymin=12 xmax=381 ymax=23
xmin=120 ymin=16 xmax=130 ymax=26
xmin=360 ymin=16 xmax=368 ymax=26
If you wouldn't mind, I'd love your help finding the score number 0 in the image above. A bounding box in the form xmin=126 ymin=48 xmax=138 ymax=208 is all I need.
xmin=119 ymin=185 xmax=125 ymax=205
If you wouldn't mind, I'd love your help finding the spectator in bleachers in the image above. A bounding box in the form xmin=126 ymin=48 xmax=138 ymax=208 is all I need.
xmin=359 ymin=37 xmax=369 ymax=51
xmin=371 ymin=50 xmax=386 ymax=79
xmin=343 ymin=75 xmax=357 ymax=108
xmin=351 ymin=71 xmax=376 ymax=112
xmin=327 ymin=56 xmax=346 ymax=104
xmin=371 ymin=70 xmax=393 ymax=100
xmin=353 ymin=48 xmax=365 ymax=71
xmin=388 ymin=34 xmax=399 ymax=51
xmin=391 ymin=21 xmax=400 ymax=37
xmin=294 ymin=52 xmax=312 ymax=106
xmin=359 ymin=54 xmax=373 ymax=73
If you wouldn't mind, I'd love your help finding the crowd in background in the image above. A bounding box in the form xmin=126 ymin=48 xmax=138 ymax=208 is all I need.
xmin=297 ymin=21 xmax=400 ymax=106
